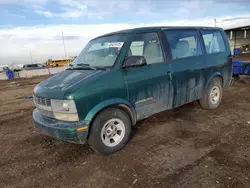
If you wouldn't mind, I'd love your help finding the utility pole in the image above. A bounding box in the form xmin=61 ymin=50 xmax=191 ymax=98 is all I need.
xmin=62 ymin=30 xmax=67 ymax=58
xmin=29 ymin=52 xmax=33 ymax=63
xmin=214 ymin=18 xmax=217 ymax=27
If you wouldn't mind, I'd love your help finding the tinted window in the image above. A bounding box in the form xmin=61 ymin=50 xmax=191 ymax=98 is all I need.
xmin=128 ymin=33 xmax=164 ymax=64
xmin=201 ymin=30 xmax=226 ymax=54
xmin=164 ymin=30 xmax=202 ymax=60
xmin=26 ymin=64 xmax=38 ymax=68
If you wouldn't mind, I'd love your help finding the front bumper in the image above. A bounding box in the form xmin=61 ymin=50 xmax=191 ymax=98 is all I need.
xmin=33 ymin=108 xmax=89 ymax=144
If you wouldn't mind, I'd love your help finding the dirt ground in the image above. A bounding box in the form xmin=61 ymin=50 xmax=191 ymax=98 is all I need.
xmin=0 ymin=76 xmax=250 ymax=188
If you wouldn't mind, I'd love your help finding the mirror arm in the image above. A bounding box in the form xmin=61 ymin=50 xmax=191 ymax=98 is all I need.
xmin=121 ymin=59 xmax=127 ymax=69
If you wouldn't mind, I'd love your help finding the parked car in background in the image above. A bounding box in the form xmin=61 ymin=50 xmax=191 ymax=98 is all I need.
xmin=23 ymin=63 xmax=45 ymax=70
xmin=0 ymin=66 xmax=9 ymax=73
xmin=33 ymin=26 xmax=232 ymax=155
xmin=9 ymin=64 xmax=23 ymax=72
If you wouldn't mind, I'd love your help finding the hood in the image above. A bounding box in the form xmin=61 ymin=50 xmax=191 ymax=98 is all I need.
xmin=34 ymin=69 xmax=103 ymax=99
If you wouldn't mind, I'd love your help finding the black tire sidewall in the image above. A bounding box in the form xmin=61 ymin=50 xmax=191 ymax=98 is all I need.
xmin=88 ymin=108 xmax=131 ymax=155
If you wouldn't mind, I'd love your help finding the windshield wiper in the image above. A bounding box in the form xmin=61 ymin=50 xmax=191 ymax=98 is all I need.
xmin=69 ymin=63 xmax=97 ymax=70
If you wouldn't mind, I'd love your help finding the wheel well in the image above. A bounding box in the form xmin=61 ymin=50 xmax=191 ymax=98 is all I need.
xmin=117 ymin=104 xmax=136 ymax=125
xmin=203 ymin=75 xmax=224 ymax=97
xmin=88 ymin=104 xmax=136 ymax=136
xmin=213 ymin=75 xmax=224 ymax=86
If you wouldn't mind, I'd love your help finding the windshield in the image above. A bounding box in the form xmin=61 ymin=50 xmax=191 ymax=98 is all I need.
xmin=71 ymin=34 xmax=127 ymax=68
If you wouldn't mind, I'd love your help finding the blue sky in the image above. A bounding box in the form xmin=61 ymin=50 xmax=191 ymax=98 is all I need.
xmin=0 ymin=0 xmax=250 ymax=26
xmin=0 ymin=0 xmax=250 ymax=64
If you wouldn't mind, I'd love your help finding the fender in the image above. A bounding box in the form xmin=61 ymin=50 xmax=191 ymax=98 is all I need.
xmin=84 ymin=98 xmax=137 ymax=126
xmin=204 ymin=72 xmax=223 ymax=90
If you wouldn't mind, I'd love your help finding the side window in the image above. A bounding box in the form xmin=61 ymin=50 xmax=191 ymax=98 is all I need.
xmin=130 ymin=41 xmax=144 ymax=56
xmin=201 ymin=30 xmax=226 ymax=54
xmin=128 ymin=32 xmax=164 ymax=64
xmin=164 ymin=30 xmax=202 ymax=60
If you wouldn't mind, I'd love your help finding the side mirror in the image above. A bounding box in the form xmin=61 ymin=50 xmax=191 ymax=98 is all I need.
xmin=122 ymin=56 xmax=147 ymax=69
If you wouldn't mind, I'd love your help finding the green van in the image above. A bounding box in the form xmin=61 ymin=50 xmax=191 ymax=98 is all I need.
xmin=33 ymin=26 xmax=232 ymax=155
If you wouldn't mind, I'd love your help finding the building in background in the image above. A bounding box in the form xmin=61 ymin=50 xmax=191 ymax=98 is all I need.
xmin=224 ymin=25 xmax=250 ymax=62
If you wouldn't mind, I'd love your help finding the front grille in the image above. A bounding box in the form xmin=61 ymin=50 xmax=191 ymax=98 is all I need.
xmin=34 ymin=95 xmax=53 ymax=118
xmin=34 ymin=96 xmax=51 ymax=106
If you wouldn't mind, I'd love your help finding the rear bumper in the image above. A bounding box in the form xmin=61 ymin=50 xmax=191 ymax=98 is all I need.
xmin=33 ymin=108 xmax=89 ymax=144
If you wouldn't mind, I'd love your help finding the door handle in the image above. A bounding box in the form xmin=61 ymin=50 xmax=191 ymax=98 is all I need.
xmin=167 ymin=71 xmax=172 ymax=81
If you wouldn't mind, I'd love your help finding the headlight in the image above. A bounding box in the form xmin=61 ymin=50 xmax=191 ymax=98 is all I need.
xmin=53 ymin=112 xmax=79 ymax=122
xmin=51 ymin=99 xmax=79 ymax=122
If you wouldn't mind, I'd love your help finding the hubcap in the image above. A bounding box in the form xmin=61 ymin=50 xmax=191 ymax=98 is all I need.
xmin=210 ymin=86 xmax=220 ymax=104
xmin=101 ymin=118 xmax=125 ymax=147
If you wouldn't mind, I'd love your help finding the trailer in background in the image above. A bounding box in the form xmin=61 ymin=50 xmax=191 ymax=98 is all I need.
xmin=232 ymin=60 xmax=250 ymax=83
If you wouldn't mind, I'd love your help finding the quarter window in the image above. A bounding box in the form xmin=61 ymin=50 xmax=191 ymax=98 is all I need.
xmin=201 ymin=30 xmax=226 ymax=54
xmin=164 ymin=30 xmax=202 ymax=60
xmin=128 ymin=33 xmax=164 ymax=64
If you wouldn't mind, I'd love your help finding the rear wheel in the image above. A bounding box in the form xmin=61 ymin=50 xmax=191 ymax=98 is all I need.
xmin=233 ymin=74 xmax=240 ymax=81
xmin=88 ymin=108 xmax=131 ymax=155
xmin=199 ymin=77 xmax=223 ymax=109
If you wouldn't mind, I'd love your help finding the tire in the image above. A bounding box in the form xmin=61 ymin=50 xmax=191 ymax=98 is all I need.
xmin=88 ymin=108 xmax=132 ymax=155
xmin=233 ymin=74 xmax=240 ymax=81
xmin=199 ymin=77 xmax=223 ymax=109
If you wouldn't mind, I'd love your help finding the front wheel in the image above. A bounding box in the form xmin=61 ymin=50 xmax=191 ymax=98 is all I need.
xmin=88 ymin=108 xmax=132 ymax=155
xmin=199 ymin=77 xmax=223 ymax=109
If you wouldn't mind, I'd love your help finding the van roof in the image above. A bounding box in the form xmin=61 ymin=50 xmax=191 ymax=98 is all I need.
xmin=93 ymin=26 xmax=222 ymax=39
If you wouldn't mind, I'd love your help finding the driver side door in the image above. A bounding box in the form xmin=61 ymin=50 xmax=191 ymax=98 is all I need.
xmin=123 ymin=32 xmax=173 ymax=120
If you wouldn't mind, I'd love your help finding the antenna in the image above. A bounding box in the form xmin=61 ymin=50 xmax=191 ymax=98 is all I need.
xmin=62 ymin=30 xmax=67 ymax=58
xmin=29 ymin=52 xmax=33 ymax=63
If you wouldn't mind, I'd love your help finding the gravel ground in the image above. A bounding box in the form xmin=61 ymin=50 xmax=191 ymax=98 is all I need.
xmin=0 ymin=76 xmax=250 ymax=188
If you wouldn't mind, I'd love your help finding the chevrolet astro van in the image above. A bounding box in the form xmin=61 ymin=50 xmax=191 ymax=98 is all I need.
xmin=33 ymin=26 xmax=232 ymax=155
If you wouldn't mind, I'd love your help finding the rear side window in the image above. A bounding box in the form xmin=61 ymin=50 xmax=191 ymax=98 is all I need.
xmin=201 ymin=30 xmax=226 ymax=54
xmin=164 ymin=30 xmax=202 ymax=60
